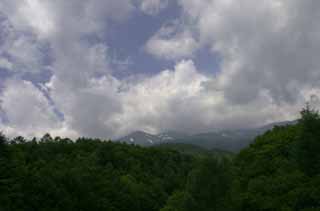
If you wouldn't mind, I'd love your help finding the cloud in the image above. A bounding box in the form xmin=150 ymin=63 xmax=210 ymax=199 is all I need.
xmin=0 ymin=0 xmax=134 ymax=76
xmin=48 ymin=75 xmax=123 ymax=139
xmin=48 ymin=60 xmax=209 ymax=138
xmin=177 ymin=0 xmax=320 ymax=105
xmin=139 ymin=0 xmax=169 ymax=15
xmin=1 ymin=0 xmax=133 ymax=37
xmin=0 ymin=79 xmax=64 ymax=137
xmin=0 ymin=58 xmax=12 ymax=70
xmin=145 ymin=21 xmax=199 ymax=60
xmin=0 ymin=17 xmax=47 ymax=74
xmin=115 ymin=60 xmax=209 ymax=135
xmin=49 ymin=59 xmax=303 ymax=138
xmin=15 ymin=0 xmax=54 ymax=36
xmin=0 ymin=0 xmax=134 ymax=138
xmin=1 ymin=0 xmax=320 ymax=140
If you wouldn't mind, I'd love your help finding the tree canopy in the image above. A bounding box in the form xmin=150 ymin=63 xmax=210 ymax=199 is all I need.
xmin=0 ymin=107 xmax=320 ymax=210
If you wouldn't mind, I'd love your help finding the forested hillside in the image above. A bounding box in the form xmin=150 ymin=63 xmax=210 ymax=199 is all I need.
xmin=232 ymin=106 xmax=320 ymax=210
xmin=155 ymin=143 xmax=233 ymax=158
xmin=0 ymin=136 xmax=196 ymax=211
xmin=0 ymin=107 xmax=320 ymax=210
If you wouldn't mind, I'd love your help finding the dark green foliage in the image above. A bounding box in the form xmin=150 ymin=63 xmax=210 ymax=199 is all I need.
xmin=0 ymin=132 xmax=11 ymax=207
xmin=297 ymin=105 xmax=320 ymax=176
xmin=161 ymin=157 xmax=233 ymax=211
xmin=0 ymin=134 xmax=7 ymax=153
xmin=232 ymin=107 xmax=320 ymax=210
xmin=1 ymin=106 xmax=320 ymax=210
xmin=160 ymin=191 xmax=196 ymax=211
xmin=155 ymin=143 xmax=233 ymax=158
xmin=0 ymin=138 xmax=194 ymax=211
xmin=185 ymin=158 xmax=232 ymax=211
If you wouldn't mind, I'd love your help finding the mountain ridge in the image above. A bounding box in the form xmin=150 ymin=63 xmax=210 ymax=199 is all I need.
xmin=118 ymin=120 xmax=297 ymax=151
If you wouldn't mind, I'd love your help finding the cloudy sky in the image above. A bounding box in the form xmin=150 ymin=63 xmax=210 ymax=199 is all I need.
xmin=0 ymin=0 xmax=320 ymax=139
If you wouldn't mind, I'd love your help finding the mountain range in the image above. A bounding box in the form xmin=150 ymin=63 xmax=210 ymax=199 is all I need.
xmin=117 ymin=120 xmax=297 ymax=152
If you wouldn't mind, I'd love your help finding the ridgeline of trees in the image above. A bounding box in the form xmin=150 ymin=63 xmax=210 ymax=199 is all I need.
xmin=0 ymin=106 xmax=320 ymax=210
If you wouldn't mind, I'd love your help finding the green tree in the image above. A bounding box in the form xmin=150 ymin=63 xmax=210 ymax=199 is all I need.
xmin=297 ymin=104 xmax=320 ymax=176
xmin=0 ymin=132 xmax=12 ymax=209
xmin=160 ymin=191 xmax=196 ymax=211
xmin=186 ymin=157 xmax=232 ymax=211
xmin=41 ymin=133 xmax=53 ymax=143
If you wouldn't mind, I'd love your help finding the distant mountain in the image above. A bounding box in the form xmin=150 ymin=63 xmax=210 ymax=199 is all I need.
xmin=118 ymin=130 xmax=186 ymax=146
xmin=157 ymin=131 xmax=190 ymax=141
xmin=175 ymin=120 xmax=297 ymax=152
xmin=118 ymin=131 xmax=162 ymax=146
xmin=118 ymin=120 xmax=297 ymax=151
xmin=256 ymin=120 xmax=298 ymax=132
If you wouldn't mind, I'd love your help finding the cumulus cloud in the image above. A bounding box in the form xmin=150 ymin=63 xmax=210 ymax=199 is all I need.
xmin=37 ymin=0 xmax=133 ymax=138
xmin=1 ymin=0 xmax=320 ymax=139
xmin=48 ymin=59 xmax=303 ymax=138
xmin=48 ymin=75 xmax=123 ymax=139
xmin=0 ymin=79 xmax=62 ymax=137
xmin=0 ymin=0 xmax=134 ymax=138
xmin=145 ymin=0 xmax=320 ymax=130
xmin=178 ymin=0 xmax=320 ymax=105
xmin=114 ymin=60 xmax=209 ymax=135
xmin=145 ymin=21 xmax=199 ymax=60
xmin=49 ymin=60 xmax=208 ymax=138
xmin=0 ymin=17 xmax=47 ymax=74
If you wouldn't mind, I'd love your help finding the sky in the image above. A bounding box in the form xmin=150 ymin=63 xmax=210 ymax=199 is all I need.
xmin=0 ymin=0 xmax=320 ymax=139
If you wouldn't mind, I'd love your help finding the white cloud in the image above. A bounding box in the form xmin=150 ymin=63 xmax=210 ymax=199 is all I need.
xmin=116 ymin=60 xmax=305 ymax=135
xmin=48 ymin=75 xmax=123 ymax=138
xmin=17 ymin=0 xmax=55 ymax=36
xmin=49 ymin=60 xmax=213 ymax=138
xmin=0 ymin=0 xmax=134 ymax=138
xmin=0 ymin=17 xmax=47 ymax=74
xmin=178 ymin=0 xmax=320 ymax=105
xmin=139 ymin=0 xmax=169 ymax=15
xmin=145 ymin=21 xmax=199 ymax=60
xmin=144 ymin=0 xmax=320 ymax=134
xmin=1 ymin=0 xmax=320 ymax=140
xmin=115 ymin=60 xmax=209 ymax=135
xmin=49 ymin=59 xmax=303 ymax=138
xmin=1 ymin=0 xmax=133 ymax=38
xmin=7 ymin=35 xmax=47 ymax=73
xmin=0 ymin=79 xmax=65 ymax=138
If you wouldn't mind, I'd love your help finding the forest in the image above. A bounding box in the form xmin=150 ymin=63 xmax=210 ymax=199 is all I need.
xmin=0 ymin=106 xmax=320 ymax=211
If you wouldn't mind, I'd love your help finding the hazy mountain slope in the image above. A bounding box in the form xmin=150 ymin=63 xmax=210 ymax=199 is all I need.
xmin=117 ymin=131 xmax=162 ymax=146
xmin=118 ymin=120 xmax=297 ymax=151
